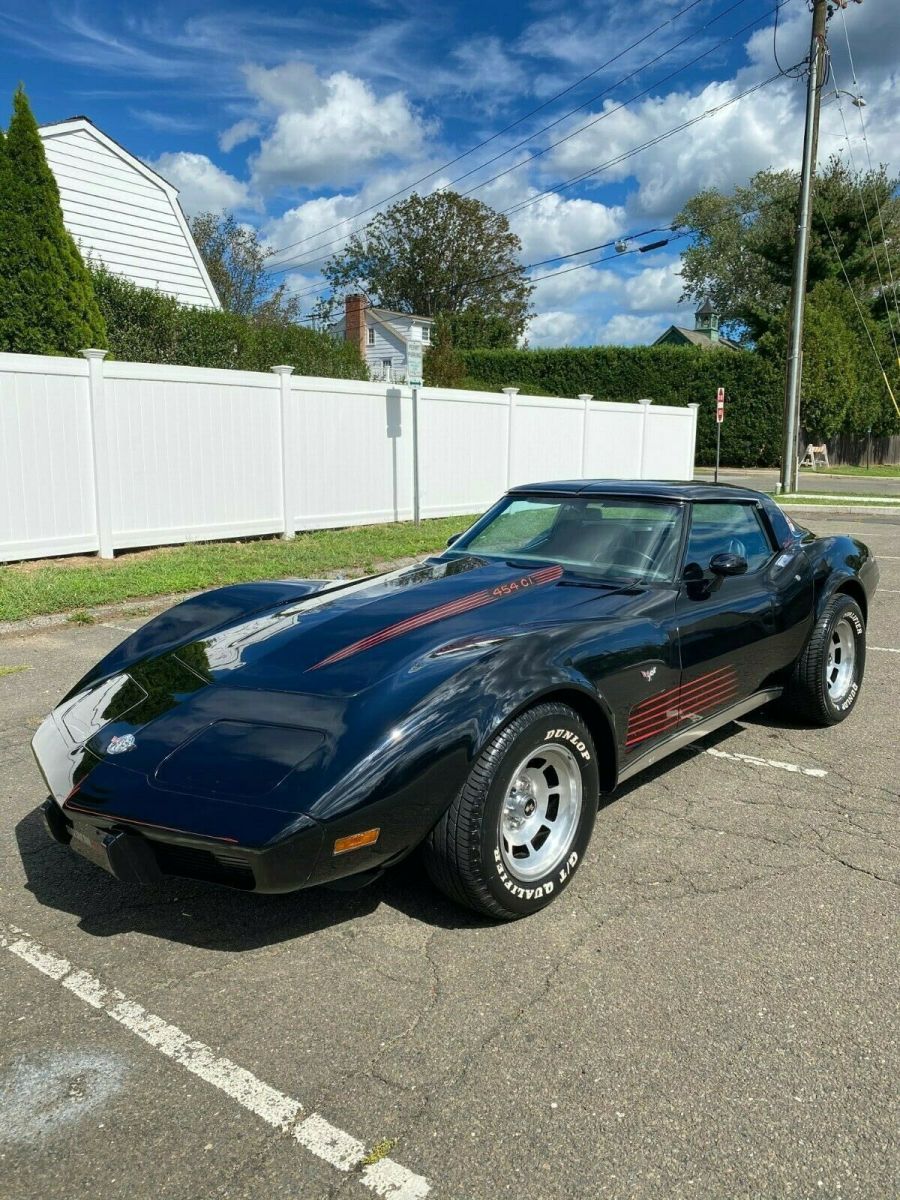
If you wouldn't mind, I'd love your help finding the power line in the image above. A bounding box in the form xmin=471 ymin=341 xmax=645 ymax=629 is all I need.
xmin=267 ymin=0 xmax=781 ymax=276
xmin=836 ymin=0 xmax=900 ymax=345
xmin=828 ymin=78 xmax=900 ymax=362
xmin=287 ymin=225 xmax=673 ymax=309
xmin=289 ymin=229 xmax=686 ymax=324
xmin=452 ymin=2 xmax=780 ymax=206
xmin=819 ymin=207 xmax=900 ymax=419
xmin=263 ymin=0 xmax=711 ymax=267
xmin=275 ymin=26 xmax=793 ymax=287
xmin=501 ymin=68 xmax=790 ymax=219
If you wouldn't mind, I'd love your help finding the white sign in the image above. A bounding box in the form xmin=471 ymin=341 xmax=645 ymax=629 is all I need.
xmin=407 ymin=325 xmax=423 ymax=387
xmin=716 ymin=386 xmax=725 ymax=424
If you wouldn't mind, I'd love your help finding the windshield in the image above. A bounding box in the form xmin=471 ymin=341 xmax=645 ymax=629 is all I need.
xmin=450 ymin=495 xmax=685 ymax=582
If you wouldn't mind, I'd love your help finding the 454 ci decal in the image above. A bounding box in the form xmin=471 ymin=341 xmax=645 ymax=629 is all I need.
xmin=310 ymin=566 xmax=563 ymax=670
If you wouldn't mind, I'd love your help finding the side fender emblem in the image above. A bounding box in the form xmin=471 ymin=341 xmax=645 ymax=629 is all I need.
xmin=641 ymin=667 xmax=657 ymax=682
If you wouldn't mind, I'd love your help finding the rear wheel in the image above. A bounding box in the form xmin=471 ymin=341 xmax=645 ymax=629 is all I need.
xmin=782 ymin=594 xmax=866 ymax=725
xmin=423 ymin=702 xmax=599 ymax=919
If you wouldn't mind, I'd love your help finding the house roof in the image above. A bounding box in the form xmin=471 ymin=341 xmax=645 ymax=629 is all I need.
xmin=654 ymin=326 xmax=742 ymax=351
xmin=40 ymin=116 xmax=179 ymax=192
xmin=38 ymin=117 xmax=221 ymax=310
xmin=369 ymin=306 xmax=434 ymax=324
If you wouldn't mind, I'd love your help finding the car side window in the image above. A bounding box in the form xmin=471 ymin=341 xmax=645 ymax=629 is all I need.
xmin=684 ymin=503 xmax=774 ymax=573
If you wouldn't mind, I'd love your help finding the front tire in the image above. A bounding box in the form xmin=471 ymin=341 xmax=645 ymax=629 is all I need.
xmin=423 ymin=702 xmax=599 ymax=919
xmin=783 ymin=594 xmax=866 ymax=725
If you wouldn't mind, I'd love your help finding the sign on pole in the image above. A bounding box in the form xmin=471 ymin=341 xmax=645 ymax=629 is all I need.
xmin=407 ymin=325 xmax=423 ymax=388
xmin=714 ymin=386 xmax=724 ymax=483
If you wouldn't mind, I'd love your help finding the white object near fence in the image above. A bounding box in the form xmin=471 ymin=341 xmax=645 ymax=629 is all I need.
xmin=0 ymin=351 xmax=699 ymax=562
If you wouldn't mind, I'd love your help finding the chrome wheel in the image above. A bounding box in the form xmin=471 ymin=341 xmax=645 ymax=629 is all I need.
xmin=500 ymin=744 xmax=583 ymax=882
xmin=826 ymin=616 xmax=857 ymax=703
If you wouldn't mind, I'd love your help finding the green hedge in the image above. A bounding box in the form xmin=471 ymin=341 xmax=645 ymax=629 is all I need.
xmin=91 ymin=269 xmax=367 ymax=379
xmin=460 ymin=345 xmax=784 ymax=468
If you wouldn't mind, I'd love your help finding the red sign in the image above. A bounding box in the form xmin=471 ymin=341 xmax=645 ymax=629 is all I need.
xmin=716 ymin=386 xmax=725 ymax=424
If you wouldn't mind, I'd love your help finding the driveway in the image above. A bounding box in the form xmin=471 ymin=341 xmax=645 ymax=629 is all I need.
xmin=2 ymin=511 xmax=898 ymax=1199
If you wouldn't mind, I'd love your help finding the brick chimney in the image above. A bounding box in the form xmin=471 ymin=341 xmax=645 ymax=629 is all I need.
xmin=344 ymin=294 xmax=367 ymax=357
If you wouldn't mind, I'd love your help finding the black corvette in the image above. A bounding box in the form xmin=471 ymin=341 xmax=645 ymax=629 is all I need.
xmin=33 ymin=481 xmax=878 ymax=919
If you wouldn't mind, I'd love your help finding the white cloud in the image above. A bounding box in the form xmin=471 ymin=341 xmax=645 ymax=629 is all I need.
xmin=526 ymin=310 xmax=587 ymax=347
xmin=595 ymin=313 xmax=672 ymax=346
xmin=245 ymin=63 xmax=430 ymax=191
xmin=506 ymin=192 xmax=626 ymax=263
xmin=529 ymin=264 xmax=619 ymax=309
xmin=620 ymin=258 xmax=684 ymax=312
xmin=130 ymin=109 xmax=203 ymax=134
xmin=151 ymin=152 xmax=254 ymax=215
xmin=219 ymin=119 xmax=261 ymax=153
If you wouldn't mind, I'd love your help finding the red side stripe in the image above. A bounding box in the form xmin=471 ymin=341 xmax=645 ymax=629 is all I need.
xmin=625 ymin=683 xmax=740 ymax=748
xmin=627 ymin=672 xmax=738 ymax=733
xmin=625 ymin=684 xmax=739 ymax=744
xmin=630 ymin=666 xmax=734 ymax=719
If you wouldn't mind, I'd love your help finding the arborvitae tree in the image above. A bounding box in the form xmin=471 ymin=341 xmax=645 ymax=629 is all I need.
xmin=0 ymin=86 xmax=107 ymax=354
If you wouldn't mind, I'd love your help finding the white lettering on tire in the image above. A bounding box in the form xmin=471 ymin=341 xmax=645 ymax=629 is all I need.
xmin=544 ymin=728 xmax=591 ymax=761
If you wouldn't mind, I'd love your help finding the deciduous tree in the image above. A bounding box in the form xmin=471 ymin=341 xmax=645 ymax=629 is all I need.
xmin=676 ymin=159 xmax=900 ymax=346
xmin=317 ymin=191 xmax=533 ymax=342
xmin=190 ymin=211 xmax=304 ymax=326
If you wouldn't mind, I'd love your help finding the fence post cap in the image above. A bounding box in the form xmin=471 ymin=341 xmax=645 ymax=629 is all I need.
xmin=81 ymin=348 xmax=108 ymax=361
xmin=578 ymin=393 xmax=593 ymax=401
xmin=502 ymin=387 xmax=519 ymax=397
xmin=271 ymin=364 xmax=295 ymax=375
xmin=637 ymin=397 xmax=653 ymax=405
xmin=687 ymin=402 xmax=700 ymax=409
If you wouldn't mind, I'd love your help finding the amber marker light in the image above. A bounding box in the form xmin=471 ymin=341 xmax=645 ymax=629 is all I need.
xmin=333 ymin=828 xmax=380 ymax=855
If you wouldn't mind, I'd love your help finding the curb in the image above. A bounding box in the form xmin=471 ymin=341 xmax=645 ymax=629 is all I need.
xmin=0 ymin=556 xmax=423 ymax=639
xmin=0 ymin=591 xmax=196 ymax=640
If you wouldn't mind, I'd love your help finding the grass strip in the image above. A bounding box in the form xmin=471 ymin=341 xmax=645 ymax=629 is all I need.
xmin=776 ymin=494 xmax=900 ymax=506
xmin=799 ymin=465 xmax=900 ymax=479
xmin=0 ymin=516 xmax=478 ymax=623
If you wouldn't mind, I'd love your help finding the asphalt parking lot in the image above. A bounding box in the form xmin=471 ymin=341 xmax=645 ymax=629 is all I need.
xmin=2 ymin=510 xmax=898 ymax=1200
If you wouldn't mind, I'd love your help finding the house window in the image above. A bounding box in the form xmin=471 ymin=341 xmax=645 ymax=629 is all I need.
xmin=422 ymin=327 xmax=430 ymax=342
xmin=382 ymin=358 xmax=392 ymax=370
xmin=367 ymin=328 xmax=375 ymax=346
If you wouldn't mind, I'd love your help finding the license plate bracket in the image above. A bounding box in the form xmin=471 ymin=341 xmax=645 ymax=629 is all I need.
xmin=70 ymin=825 xmax=113 ymax=873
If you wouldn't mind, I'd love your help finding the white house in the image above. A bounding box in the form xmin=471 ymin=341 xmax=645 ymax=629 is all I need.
xmin=336 ymin=294 xmax=434 ymax=381
xmin=38 ymin=117 xmax=221 ymax=310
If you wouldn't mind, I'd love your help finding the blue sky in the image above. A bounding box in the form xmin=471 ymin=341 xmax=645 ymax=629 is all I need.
xmin=3 ymin=0 xmax=898 ymax=345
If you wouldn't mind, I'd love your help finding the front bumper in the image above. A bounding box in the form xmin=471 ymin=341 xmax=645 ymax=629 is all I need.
xmin=41 ymin=796 xmax=325 ymax=893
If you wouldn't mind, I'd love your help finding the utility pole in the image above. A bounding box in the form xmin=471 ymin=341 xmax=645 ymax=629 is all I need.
xmin=778 ymin=0 xmax=828 ymax=495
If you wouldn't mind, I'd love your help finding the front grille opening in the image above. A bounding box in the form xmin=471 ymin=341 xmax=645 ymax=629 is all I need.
xmin=152 ymin=842 xmax=255 ymax=890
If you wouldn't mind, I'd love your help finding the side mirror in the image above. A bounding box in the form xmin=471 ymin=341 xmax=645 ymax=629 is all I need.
xmin=709 ymin=551 xmax=748 ymax=577
xmin=446 ymin=532 xmax=463 ymax=547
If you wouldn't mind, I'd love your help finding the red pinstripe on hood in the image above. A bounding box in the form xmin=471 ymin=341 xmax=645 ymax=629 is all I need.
xmin=307 ymin=565 xmax=563 ymax=670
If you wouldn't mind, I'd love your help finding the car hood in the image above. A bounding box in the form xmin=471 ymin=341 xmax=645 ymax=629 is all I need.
xmin=179 ymin=555 xmax=636 ymax=695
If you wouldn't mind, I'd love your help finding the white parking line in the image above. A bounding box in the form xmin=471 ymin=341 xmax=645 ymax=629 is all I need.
xmin=1 ymin=923 xmax=430 ymax=1199
xmin=870 ymin=646 xmax=900 ymax=653
xmin=704 ymin=748 xmax=827 ymax=777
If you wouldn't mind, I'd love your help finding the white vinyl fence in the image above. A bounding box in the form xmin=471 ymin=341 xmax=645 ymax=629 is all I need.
xmin=0 ymin=351 xmax=699 ymax=562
